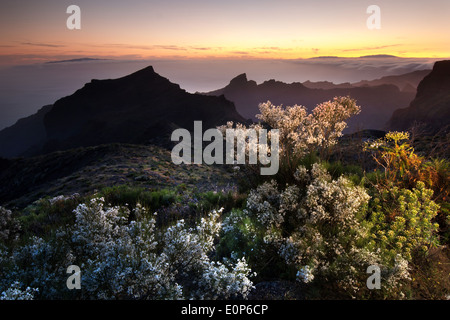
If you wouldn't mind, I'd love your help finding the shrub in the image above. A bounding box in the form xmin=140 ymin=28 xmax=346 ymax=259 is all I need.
xmin=0 ymin=207 xmax=21 ymax=245
xmin=0 ymin=281 xmax=38 ymax=300
xmin=369 ymin=182 xmax=440 ymax=262
xmin=18 ymin=194 xmax=81 ymax=239
xmin=365 ymin=131 xmax=449 ymax=245
xmin=255 ymin=96 xmax=360 ymax=161
xmin=192 ymin=190 xmax=246 ymax=213
xmin=234 ymin=163 xmax=417 ymax=298
xmin=99 ymin=185 xmax=178 ymax=213
xmin=0 ymin=198 xmax=254 ymax=300
xmin=218 ymin=96 xmax=360 ymax=188
xmin=216 ymin=209 xmax=274 ymax=280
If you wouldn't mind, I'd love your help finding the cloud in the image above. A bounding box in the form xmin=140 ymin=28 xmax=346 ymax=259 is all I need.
xmin=254 ymin=47 xmax=293 ymax=52
xmin=341 ymin=44 xmax=401 ymax=52
xmin=190 ymin=46 xmax=214 ymax=51
xmin=153 ymin=45 xmax=187 ymax=51
xmin=97 ymin=43 xmax=190 ymax=51
xmin=20 ymin=42 xmax=66 ymax=48
xmin=97 ymin=43 xmax=154 ymax=50
xmin=230 ymin=51 xmax=250 ymax=55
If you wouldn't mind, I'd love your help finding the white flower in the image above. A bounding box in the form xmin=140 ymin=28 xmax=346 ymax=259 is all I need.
xmin=296 ymin=266 xmax=315 ymax=283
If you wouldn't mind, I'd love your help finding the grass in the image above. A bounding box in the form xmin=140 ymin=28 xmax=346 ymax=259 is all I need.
xmin=99 ymin=185 xmax=179 ymax=212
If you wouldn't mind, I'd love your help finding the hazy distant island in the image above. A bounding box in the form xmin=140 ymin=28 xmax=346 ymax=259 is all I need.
xmin=45 ymin=57 xmax=112 ymax=64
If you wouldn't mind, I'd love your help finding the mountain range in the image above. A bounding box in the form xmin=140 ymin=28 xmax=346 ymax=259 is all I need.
xmin=202 ymin=72 xmax=420 ymax=132
xmin=0 ymin=62 xmax=448 ymax=160
xmin=301 ymin=69 xmax=430 ymax=92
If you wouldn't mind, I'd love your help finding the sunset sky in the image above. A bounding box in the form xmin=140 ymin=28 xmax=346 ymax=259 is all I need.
xmin=1 ymin=0 xmax=449 ymax=66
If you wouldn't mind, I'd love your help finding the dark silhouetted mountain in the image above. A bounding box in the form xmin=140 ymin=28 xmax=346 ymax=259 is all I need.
xmin=352 ymin=69 xmax=431 ymax=92
xmin=388 ymin=60 xmax=450 ymax=132
xmin=303 ymin=70 xmax=430 ymax=92
xmin=203 ymin=74 xmax=417 ymax=132
xmin=0 ymin=66 xmax=245 ymax=158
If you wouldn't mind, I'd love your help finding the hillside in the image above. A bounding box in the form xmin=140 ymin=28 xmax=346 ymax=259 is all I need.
xmin=0 ymin=143 xmax=237 ymax=209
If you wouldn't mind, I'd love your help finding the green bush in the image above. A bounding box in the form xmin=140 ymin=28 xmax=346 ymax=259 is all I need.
xmin=99 ymin=185 xmax=178 ymax=212
xmin=192 ymin=190 xmax=247 ymax=213
xmin=369 ymin=181 xmax=440 ymax=262
xmin=216 ymin=209 xmax=290 ymax=281
xmin=18 ymin=194 xmax=82 ymax=240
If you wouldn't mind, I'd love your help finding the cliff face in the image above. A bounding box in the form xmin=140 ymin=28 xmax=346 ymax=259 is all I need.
xmin=388 ymin=60 xmax=450 ymax=132
xmin=0 ymin=66 xmax=246 ymax=158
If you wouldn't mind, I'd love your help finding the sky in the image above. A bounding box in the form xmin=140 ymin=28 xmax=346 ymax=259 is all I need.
xmin=0 ymin=0 xmax=449 ymax=130
xmin=0 ymin=0 xmax=449 ymax=65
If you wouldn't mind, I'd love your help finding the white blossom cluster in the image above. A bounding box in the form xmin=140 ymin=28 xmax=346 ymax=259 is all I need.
xmin=0 ymin=281 xmax=38 ymax=300
xmin=217 ymin=97 xmax=360 ymax=176
xmin=296 ymin=266 xmax=315 ymax=283
xmin=245 ymin=163 xmax=412 ymax=298
xmin=217 ymin=121 xmax=275 ymax=165
xmin=256 ymin=96 xmax=360 ymax=157
xmin=48 ymin=193 xmax=80 ymax=205
xmin=0 ymin=198 xmax=254 ymax=300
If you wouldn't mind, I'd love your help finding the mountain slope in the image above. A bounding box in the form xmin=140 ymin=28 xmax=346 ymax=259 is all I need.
xmin=0 ymin=143 xmax=237 ymax=208
xmin=388 ymin=60 xmax=450 ymax=132
xmin=0 ymin=66 xmax=245 ymax=158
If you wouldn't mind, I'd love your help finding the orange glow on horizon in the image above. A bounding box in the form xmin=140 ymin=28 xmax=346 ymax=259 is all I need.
xmin=1 ymin=40 xmax=449 ymax=66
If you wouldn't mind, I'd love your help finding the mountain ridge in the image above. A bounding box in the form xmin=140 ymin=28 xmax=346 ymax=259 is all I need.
xmin=202 ymin=72 xmax=418 ymax=132
xmin=0 ymin=66 xmax=246 ymax=158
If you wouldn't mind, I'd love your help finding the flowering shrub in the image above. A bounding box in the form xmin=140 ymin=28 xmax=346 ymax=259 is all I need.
xmin=256 ymin=96 xmax=360 ymax=160
xmin=0 ymin=198 xmax=254 ymax=300
xmin=219 ymin=96 xmax=360 ymax=187
xmin=237 ymin=163 xmax=418 ymax=298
